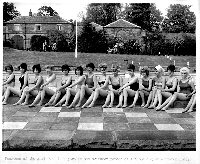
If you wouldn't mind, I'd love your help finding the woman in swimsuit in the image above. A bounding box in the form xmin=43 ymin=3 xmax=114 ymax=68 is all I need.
xmin=157 ymin=67 xmax=195 ymax=111
xmin=44 ymin=64 xmax=72 ymax=107
xmin=144 ymin=65 xmax=165 ymax=109
xmin=81 ymin=63 xmax=109 ymax=108
xmin=156 ymin=64 xmax=178 ymax=111
xmin=55 ymin=66 xmax=85 ymax=108
xmin=76 ymin=63 xmax=97 ymax=108
xmin=182 ymin=87 xmax=196 ymax=113
xmin=13 ymin=64 xmax=44 ymax=106
xmin=2 ymin=64 xmax=15 ymax=99
xmin=29 ymin=66 xmax=56 ymax=107
xmin=3 ymin=63 xmax=29 ymax=105
xmin=134 ymin=66 xmax=153 ymax=107
xmin=116 ymin=64 xmax=139 ymax=108
xmin=102 ymin=65 xmax=123 ymax=108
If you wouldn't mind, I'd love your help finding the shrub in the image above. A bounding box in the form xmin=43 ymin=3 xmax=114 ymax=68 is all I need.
xmin=122 ymin=39 xmax=141 ymax=54
xmin=47 ymin=30 xmax=75 ymax=52
xmin=3 ymin=40 xmax=12 ymax=48
xmin=30 ymin=35 xmax=49 ymax=51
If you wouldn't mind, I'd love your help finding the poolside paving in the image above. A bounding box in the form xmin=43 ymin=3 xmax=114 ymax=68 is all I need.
xmin=2 ymin=104 xmax=196 ymax=150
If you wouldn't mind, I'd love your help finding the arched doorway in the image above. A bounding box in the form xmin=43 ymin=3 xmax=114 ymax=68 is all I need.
xmin=11 ymin=35 xmax=24 ymax=50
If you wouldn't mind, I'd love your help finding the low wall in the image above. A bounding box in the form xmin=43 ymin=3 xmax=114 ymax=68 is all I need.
xmin=3 ymin=71 xmax=196 ymax=108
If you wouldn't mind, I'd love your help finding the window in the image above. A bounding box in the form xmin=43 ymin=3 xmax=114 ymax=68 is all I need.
xmin=14 ymin=24 xmax=20 ymax=31
xmin=57 ymin=24 xmax=62 ymax=31
xmin=35 ymin=24 xmax=41 ymax=31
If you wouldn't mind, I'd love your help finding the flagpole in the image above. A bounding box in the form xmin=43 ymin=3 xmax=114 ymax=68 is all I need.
xmin=75 ymin=20 xmax=77 ymax=58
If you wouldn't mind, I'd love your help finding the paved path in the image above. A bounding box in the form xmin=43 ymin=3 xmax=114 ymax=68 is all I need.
xmin=2 ymin=104 xmax=196 ymax=150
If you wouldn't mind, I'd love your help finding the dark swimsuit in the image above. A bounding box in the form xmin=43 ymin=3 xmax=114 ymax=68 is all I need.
xmin=129 ymin=82 xmax=139 ymax=91
xmin=98 ymin=80 xmax=105 ymax=86
xmin=85 ymin=74 xmax=94 ymax=88
xmin=166 ymin=83 xmax=177 ymax=93
xmin=142 ymin=78 xmax=151 ymax=92
xmin=19 ymin=75 xmax=28 ymax=90
xmin=110 ymin=76 xmax=121 ymax=90
xmin=179 ymin=79 xmax=192 ymax=94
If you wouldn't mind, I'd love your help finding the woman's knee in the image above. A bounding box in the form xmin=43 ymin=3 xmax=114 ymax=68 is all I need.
xmin=94 ymin=88 xmax=100 ymax=93
xmin=139 ymin=90 xmax=143 ymax=94
xmin=24 ymin=86 xmax=29 ymax=90
xmin=173 ymin=92 xmax=178 ymax=97
xmin=6 ymin=86 xmax=12 ymax=91
xmin=81 ymin=85 xmax=86 ymax=90
xmin=66 ymin=87 xmax=72 ymax=92
xmin=123 ymin=88 xmax=128 ymax=94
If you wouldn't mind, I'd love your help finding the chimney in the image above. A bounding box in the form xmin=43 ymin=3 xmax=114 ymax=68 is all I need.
xmin=29 ymin=9 xmax=32 ymax=16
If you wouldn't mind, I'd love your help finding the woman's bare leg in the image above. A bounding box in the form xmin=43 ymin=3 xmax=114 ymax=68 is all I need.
xmin=187 ymin=94 xmax=196 ymax=112
xmin=102 ymin=91 xmax=111 ymax=108
xmin=13 ymin=87 xmax=29 ymax=105
xmin=29 ymin=91 xmax=42 ymax=107
xmin=116 ymin=93 xmax=123 ymax=108
xmin=88 ymin=88 xmax=108 ymax=108
xmin=81 ymin=92 xmax=94 ymax=108
xmin=3 ymin=87 xmax=20 ymax=105
xmin=129 ymin=91 xmax=139 ymax=107
xmin=68 ymin=90 xmax=80 ymax=108
xmin=144 ymin=91 xmax=153 ymax=108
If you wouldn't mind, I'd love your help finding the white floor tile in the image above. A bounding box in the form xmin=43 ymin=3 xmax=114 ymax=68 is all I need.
xmin=103 ymin=108 xmax=123 ymax=113
xmin=2 ymin=122 xmax=28 ymax=129
xmin=165 ymin=108 xmax=183 ymax=113
xmin=39 ymin=107 xmax=62 ymax=112
xmin=154 ymin=124 xmax=184 ymax=131
xmin=77 ymin=123 xmax=103 ymax=131
xmin=125 ymin=112 xmax=148 ymax=117
xmin=58 ymin=112 xmax=81 ymax=117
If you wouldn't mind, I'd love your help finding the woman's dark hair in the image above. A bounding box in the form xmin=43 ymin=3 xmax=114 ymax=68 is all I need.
xmin=140 ymin=66 xmax=149 ymax=76
xmin=127 ymin=64 xmax=135 ymax=72
xmin=32 ymin=64 xmax=41 ymax=73
xmin=46 ymin=65 xmax=54 ymax=70
xmin=75 ymin=66 xmax=83 ymax=75
xmin=61 ymin=64 xmax=70 ymax=72
xmin=86 ymin=63 xmax=95 ymax=70
xmin=167 ymin=64 xmax=176 ymax=72
xmin=5 ymin=64 xmax=13 ymax=72
xmin=19 ymin=63 xmax=27 ymax=72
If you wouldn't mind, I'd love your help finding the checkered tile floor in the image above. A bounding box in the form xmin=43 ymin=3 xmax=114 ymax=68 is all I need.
xmin=2 ymin=105 xmax=196 ymax=146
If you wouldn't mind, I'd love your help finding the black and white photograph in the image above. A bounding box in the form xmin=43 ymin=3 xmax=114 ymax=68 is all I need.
xmin=1 ymin=0 xmax=199 ymax=163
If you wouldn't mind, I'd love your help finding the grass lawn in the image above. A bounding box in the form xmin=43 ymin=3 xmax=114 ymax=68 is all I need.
xmin=3 ymin=47 xmax=196 ymax=71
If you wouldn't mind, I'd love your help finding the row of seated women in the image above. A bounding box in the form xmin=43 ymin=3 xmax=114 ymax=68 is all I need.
xmin=2 ymin=62 xmax=196 ymax=113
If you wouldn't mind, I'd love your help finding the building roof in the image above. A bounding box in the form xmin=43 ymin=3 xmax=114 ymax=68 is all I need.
xmin=104 ymin=19 xmax=141 ymax=29
xmin=5 ymin=16 xmax=71 ymax=24
xmin=90 ymin=22 xmax=103 ymax=30
xmin=90 ymin=22 xmax=102 ymax=27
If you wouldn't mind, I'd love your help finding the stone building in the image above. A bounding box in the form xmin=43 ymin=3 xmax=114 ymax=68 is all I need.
xmin=103 ymin=19 xmax=146 ymax=43
xmin=3 ymin=10 xmax=74 ymax=50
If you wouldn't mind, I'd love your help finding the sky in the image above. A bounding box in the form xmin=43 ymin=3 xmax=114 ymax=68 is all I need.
xmin=8 ymin=0 xmax=198 ymax=21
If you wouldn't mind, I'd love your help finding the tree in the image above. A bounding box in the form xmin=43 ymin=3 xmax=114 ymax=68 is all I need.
xmin=3 ymin=2 xmax=20 ymax=23
xmin=37 ymin=6 xmax=58 ymax=16
xmin=85 ymin=3 xmax=121 ymax=26
xmin=124 ymin=3 xmax=151 ymax=31
xmin=102 ymin=3 xmax=121 ymax=25
xmin=162 ymin=4 xmax=196 ymax=33
xmin=149 ymin=3 xmax=164 ymax=32
xmin=78 ymin=21 xmax=108 ymax=53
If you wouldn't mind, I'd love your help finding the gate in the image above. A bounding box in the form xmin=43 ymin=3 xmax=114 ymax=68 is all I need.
xmin=11 ymin=35 xmax=24 ymax=50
